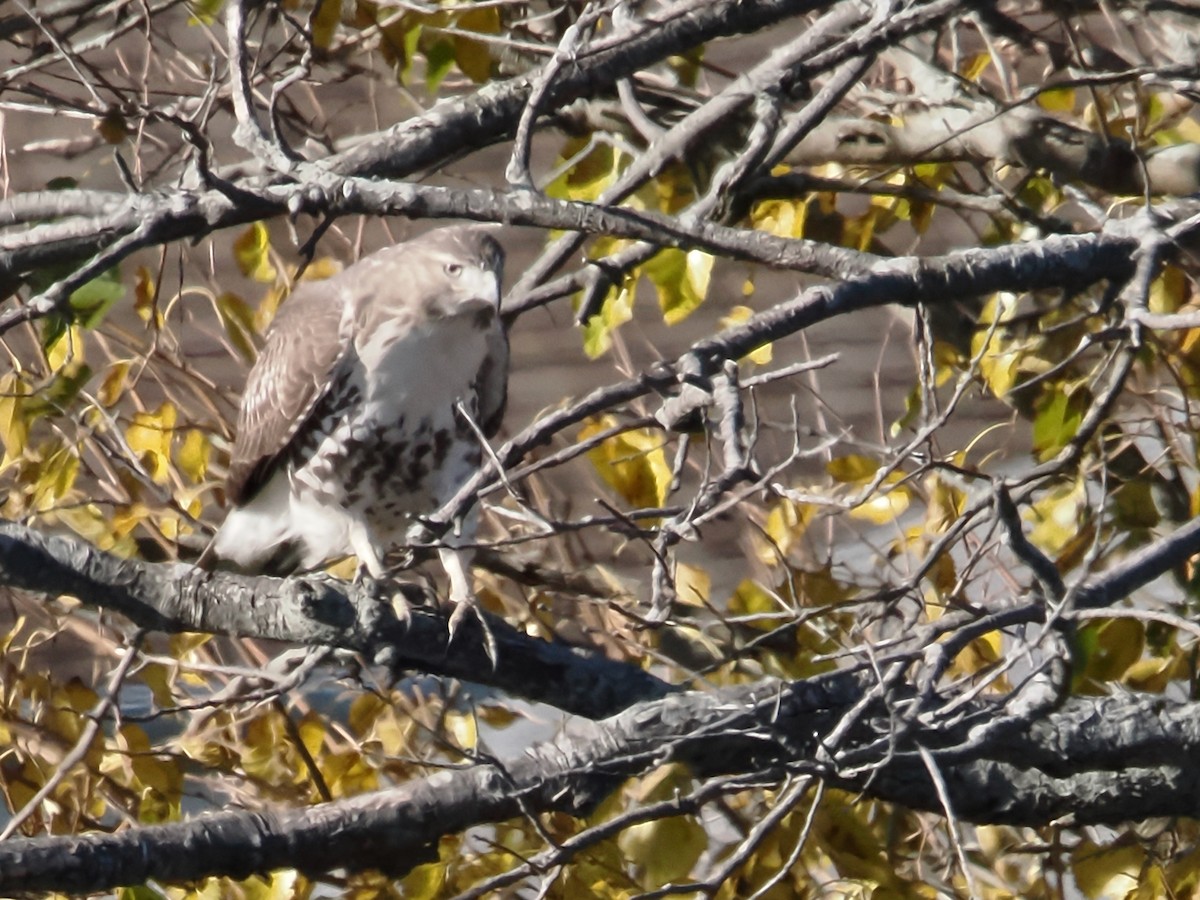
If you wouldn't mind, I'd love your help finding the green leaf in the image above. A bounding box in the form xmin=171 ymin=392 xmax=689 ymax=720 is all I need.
xmin=424 ymin=40 xmax=456 ymax=94
xmin=310 ymin=0 xmax=341 ymax=50
xmin=25 ymin=363 xmax=93 ymax=420
xmin=32 ymin=266 xmax=124 ymax=352
xmin=1113 ymin=479 xmax=1160 ymax=530
xmin=69 ymin=267 xmax=124 ymax=327
xmin=643 ymin=247 xmax=712 ymax=326
xmin=188 ymin=0 xmax=225 ymax=26
xmin=1032 ymin=388 xmax=1087 ymax=460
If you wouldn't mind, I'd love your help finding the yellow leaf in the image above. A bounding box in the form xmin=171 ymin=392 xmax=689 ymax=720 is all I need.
xmin=249 ymin=869 xmax=301 ymax=900
xmin=445 ymin=709 xmax=477 ymax=750
xmin=1071 ymin=839 xmax=1144 ymax=898
xmin=932 ymin=340 xmax=963 ymax=386
xmin=297 ymin=255 xmax=343 ymax=286
xmin=187 ymin=0 xmax=222 ymax=26
xmin=960 ymin=52 xmax=991 ymax=82
xmin=0 ymin=373 xmax=29 ymax=464
xmin=619 ymin=814 xmax=708 ymax=888
xmin=972 ymin=294 xmax=1022 ymax=398
xmin=546 ymin=138 xmax=624 ymax=204
xmin=477 ymin=703 xmax=521 ymax=729
xmin=176 ymin=428 xmax=210 ymax=483
xmin=580 ymin=416 xmax=671 ymax=509
xmin=453 ymin=7 xmax=499 ymax=82
xmin=372 ymin=706 xmax=412 ymax=756
xmin=947 ymin=630 xmax=1004 ymax=681
xmin=1149 ymin=264 xmax=1187 ymax=314
xmin=686 ymin=249 xmax=714 ymax=300
xmin=644 ymin=247 xmax=711 ymax=326
xmin=1024 ymin=478 xmax=1085 ymax=556
xmin=923 ymin=550 xmax=957 ymax=601
xmin=673 ymin=563 xmax=710 ymax=606
xmin=123 ymin=726 xmax=182 ymax=798
xmin=727 ymin=579 xmax=779 ymax=630
xmin=297 ymin=712 xmax=325 ymax=759
xmin=750 ymin=198 xmax=806 ymax=238
xmin=1037 ymin=86 xmax=1076 ymax=112
xmin=1113 ymin=479 xmax=1160 ymax=529
xmin=826 ymin=454 xmax=880 ymax=484
xmin=348 ymin=693 xmax=386 ymax=736
xmin=217 ymin=292 xmax=259 ymax=363
xmin=1123 ymin=655 xmax=1179 ymax=693
xmin=98 ymin=361 xmax=130 ymax=407
xmin=720 ymin=305 xmax=772 ymax=364
xmin=54 ymin=503 xmax=131 ymax=552
xmin=849 ymin=485 xmax=911 ymax=524
xmin=139 ymin=662 xmax=177 ymax=708
xmin=792 ymin=565 xmax=853 ymax=610
xmin=32 ymin=443 xmax=80 ymax=511
xmin=45 ymin=323 xmax=84 ymax=372
xmin=134 ymin=265 xmax=159 ymax=325
xmin=126 ymin=402 xmax=177 ymax=484
xmin=169 ymin=632 xmax=212 ymax=660
xmin=233 ymin=222 xmax=277 ymax=283
xmin=925 ymin=474 xmax=965 ymax=534
xmin=399 ymin=859 xmax=447 ymax=900
xmin=581 ymin=279 xmax=634 ymax=359
xmin=325 ymin=749 xmax=379 ymax=798
xmin=759 ymin=498 xmax=815 ymax=562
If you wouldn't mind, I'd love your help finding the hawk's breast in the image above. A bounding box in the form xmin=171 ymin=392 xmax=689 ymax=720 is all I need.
xmin=285 ymin=314 xmax=492 ymax=542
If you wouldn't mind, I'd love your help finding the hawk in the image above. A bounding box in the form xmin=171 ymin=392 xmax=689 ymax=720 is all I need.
xmin=200 ymin=226 xmax=507 ymax=627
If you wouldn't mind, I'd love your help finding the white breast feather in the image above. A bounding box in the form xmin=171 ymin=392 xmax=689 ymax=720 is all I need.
xmin=214 ymin=314 xmax=493 ymax=572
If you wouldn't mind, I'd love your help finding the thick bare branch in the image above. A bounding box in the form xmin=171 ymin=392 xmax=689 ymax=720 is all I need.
xmin=0 ymin=522 xmax=672 ymax=719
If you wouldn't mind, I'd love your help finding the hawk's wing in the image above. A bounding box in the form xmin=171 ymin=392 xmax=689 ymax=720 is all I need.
xmin=476 ymin=319 xmax=509 ymax=438
xmin=225 ymin=278 xmax=350 ymax=505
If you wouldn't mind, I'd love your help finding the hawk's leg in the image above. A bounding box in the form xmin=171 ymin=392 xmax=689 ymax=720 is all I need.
xmin=349 ymin=521 xmax=411 ymax=623
xmin=441 ymin=544 xmax=498 ymax=666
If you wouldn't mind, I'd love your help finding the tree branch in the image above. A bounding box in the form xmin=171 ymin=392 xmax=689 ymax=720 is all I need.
xmin=4 ymin=671 xmax=1200 ymax=893
xmin=0 ymin=522 xmax=673 ymax=719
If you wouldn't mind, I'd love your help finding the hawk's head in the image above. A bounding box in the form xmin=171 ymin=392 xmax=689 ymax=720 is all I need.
xmin=393 ymin=227 xmax=504 ymax=324
xmin=432 ymin=228 xmax=504 ymax=321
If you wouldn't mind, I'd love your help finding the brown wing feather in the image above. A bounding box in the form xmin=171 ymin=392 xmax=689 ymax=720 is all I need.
xmin=225 ymin=279 xmax=349 ymax=504
xmin=476 ymin=319 xmax=509 ymax=438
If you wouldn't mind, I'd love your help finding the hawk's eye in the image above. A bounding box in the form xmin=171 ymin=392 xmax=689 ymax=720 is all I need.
xmin=444 ymin=262 xmax=464 ymax=278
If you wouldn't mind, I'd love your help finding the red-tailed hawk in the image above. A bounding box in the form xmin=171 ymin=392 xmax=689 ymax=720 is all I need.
xmin=200 ymin=226 xmax=507 ymax=627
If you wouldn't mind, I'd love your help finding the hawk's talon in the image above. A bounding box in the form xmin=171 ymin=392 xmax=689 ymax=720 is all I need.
xmin=353 ymin=572 xmax=413 ymax=625
xmin=447 ymin=596 xmax=499 ymax=668
xmin=390 ymin=590 xmax=413 ymax=624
